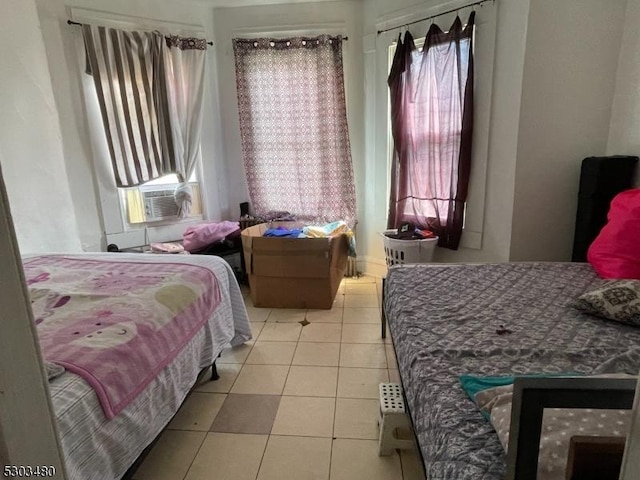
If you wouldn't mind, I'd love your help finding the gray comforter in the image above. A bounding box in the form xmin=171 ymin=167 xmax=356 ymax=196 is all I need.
xmin=384 ymin=262 xmax=640 ymax=480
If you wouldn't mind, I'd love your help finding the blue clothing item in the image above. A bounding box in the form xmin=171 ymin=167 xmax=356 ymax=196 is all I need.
xmin=459 ymin=375 xmax=516 ymax=403
xmin=263 ymin=227 xmax=303 ymax=238
xmin=459 ymin=373 xmax=581 ymax=420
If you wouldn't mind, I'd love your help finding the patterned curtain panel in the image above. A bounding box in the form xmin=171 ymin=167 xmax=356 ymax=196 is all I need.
xmin=233 ymin=35 xmax=356 ymax=227
xmin=163 ymin=36 xmax=207 ymax=218
xmin=82 ymin=25 xmax=174 ymax=187
xmin=387 ymin=13 xmax=475 ymax=250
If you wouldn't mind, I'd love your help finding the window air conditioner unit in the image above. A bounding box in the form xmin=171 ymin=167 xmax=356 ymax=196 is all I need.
xmin=142 ymin=188 xmax=178 ymax=222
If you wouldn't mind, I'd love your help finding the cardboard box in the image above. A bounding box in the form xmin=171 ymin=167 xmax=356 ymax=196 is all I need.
xmin=241 ymin=222 xmax=349 ymax=309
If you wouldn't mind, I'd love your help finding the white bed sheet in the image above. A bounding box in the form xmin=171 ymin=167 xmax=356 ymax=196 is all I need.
xmin=41 ymin=253 xmax=251 ymax=480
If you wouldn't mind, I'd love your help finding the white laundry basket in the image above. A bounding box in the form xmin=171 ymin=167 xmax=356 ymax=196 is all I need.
xmin=380 ymin=230 xmax=438 ymax=267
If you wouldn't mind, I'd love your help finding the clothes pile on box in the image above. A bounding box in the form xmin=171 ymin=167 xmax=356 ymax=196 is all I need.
xmin=263 ymin=220 xmax=356 ymax=257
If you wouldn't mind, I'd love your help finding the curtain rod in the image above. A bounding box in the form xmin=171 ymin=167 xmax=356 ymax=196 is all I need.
xmin=377 ymin=0 xmax=494 ymax=35
xmin=67 ymin=19 xmax=213 ymax=46
xmin=233 ymin=36 xmax=348 ymax=41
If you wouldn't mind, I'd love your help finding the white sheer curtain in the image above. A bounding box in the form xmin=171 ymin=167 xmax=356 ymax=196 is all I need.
xmin=387 ymin=14 xmax=475 ymax=250
xmin=163 ymin=36 xmax=207 ymax=218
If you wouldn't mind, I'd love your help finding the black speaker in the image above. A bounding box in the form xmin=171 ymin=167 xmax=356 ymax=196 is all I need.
xmin=572 ymin=155 xmax=638 ymax=262
xmin=239 ymin=202 xmax=249 ymax=217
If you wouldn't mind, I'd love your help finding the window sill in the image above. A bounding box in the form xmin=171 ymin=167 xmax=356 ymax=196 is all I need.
xmin=106 ymin=217 xmax=204 ymax=250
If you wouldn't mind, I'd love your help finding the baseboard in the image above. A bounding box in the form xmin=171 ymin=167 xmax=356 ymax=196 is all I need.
xmin=356 ymin=256 xmax=388 ymax=278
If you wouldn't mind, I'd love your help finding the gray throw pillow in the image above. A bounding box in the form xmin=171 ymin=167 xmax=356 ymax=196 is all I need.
xmin=574 ymin=280 xmax=640 ymax=327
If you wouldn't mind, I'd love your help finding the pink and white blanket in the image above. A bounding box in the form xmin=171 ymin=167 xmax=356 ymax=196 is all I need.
xmin=24 ymin=256 xmax=221 ymax=419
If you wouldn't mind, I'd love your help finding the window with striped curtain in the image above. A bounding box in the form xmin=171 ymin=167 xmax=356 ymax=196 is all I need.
xmin=82 ymin=24 xmax=173 ymax=187
xmin=81 ymin=24 xmax=207 ymax=225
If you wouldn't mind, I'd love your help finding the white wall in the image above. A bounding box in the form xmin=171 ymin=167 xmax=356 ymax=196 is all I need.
xmin=469 ymin=0 xmax=529 ymax=263
xmin=0 ymin=0 xmax=81 ymax=253
xmin=0 ymin=2 xmax=69 ymax=475
xmin=364 ymin=0 xmax=627 ymax=269
xmin=608 ymin=0 xmax=640 ymax=172
xmin=34 ymin=0 xmax=226 ymax=250
xmin=35 ymin=0 xmax=103 ymax=251
xmin=12 ymin=0 xmax=636 ymax=261
xmin=509 ymin=0 xmax=626 ymax=261
xmin=212 ymin=0 xmax=365 ymax=223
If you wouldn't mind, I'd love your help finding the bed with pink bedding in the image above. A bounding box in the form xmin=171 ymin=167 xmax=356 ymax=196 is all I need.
xmin=25 ymin=253 xmax=251 ymax=480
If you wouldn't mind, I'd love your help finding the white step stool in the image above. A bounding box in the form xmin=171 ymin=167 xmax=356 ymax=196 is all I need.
xmin=378 ymin=383 xmax=414 ymax=456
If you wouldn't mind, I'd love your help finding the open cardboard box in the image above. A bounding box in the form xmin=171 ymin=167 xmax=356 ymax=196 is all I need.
xmin=241 ymin=222 xmax=349 ymax=309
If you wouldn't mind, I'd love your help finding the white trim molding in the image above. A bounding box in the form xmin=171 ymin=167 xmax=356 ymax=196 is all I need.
xmin=70 ymin=7 xmax=205 ymax=35
xmin=357 ymin=255 xmax=388 ymax=279
xmin=231 ymin=22 xmax=347 ymax=39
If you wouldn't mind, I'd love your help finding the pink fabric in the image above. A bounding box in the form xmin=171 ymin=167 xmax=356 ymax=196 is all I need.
xmin=24 ymin=256 xmax=221 ymax=419
xmin=183 ymin=221 xmax=240 ymax=252
xmin=587 ymin=189 xmax=640 ymax=279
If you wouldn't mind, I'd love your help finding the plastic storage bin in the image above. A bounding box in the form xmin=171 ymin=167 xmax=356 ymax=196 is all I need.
xmin=380 ymin=229 xmax=438 ymax=267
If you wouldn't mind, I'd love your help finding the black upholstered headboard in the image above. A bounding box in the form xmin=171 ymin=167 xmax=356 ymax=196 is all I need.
xmin=572 ymin=155 xmax=638 ymax=262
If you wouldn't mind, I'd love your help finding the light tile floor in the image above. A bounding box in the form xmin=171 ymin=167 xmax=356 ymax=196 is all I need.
xmin=133 ymin=275 xmax=426 ymax=480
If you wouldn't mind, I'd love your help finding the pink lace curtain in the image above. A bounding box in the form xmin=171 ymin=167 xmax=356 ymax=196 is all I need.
xmin=233 ymin=35 xmax=356 ymax=227
xmin=387 ymin=13 xmax=475 ymax=249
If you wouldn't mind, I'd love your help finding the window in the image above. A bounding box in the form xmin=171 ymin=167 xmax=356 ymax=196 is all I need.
xmin=80 ymin=23 xmax=206 ymax=231
xmin=83 ymin=69 xmax=203 ymax=227
xmin=233 ymin=36 xmax=356 ymax=227
xmin=386 ymin=15 xmax=475 ymax=250
xmin=388 ymin=37 xmax=469 ymax=222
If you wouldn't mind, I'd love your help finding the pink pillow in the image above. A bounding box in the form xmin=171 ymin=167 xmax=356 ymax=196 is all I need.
xmin=587 ymin=189 xmax=640 ymax=279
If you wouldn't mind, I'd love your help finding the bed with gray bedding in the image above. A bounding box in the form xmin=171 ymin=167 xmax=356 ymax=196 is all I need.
xmin=384 ymin=262 xmax=640 ymax=480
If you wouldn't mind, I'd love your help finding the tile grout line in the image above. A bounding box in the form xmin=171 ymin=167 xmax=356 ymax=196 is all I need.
xmin=258 ymin=325 xmax=300 ymax=478
xmin=252 ymin=314 xmax=300 ymax=480
xmin=239 ymin=281 xmax=385 ymax=478
xmin=253 ymin=433 xmax=270 ymax=480
xmin=164 ymin=279 xmax=390 ymax=480
xmin=399 ymin=449 xmax=407 ymax=480
xmin=226 ymin=327 xmax=254 ymax=392
xmin=329 ymin=328 xmax=343 ymax=480
xmin=179 ymin=429 xmax=210 ymax=480
xmin=380 ymin=284 xmax=407 ymax=479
